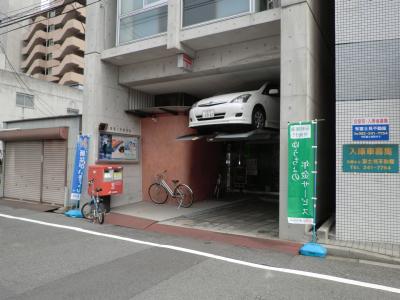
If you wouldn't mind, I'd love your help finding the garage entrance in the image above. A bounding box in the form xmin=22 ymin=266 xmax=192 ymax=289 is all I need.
xmin=129 ymin=93 xmax=281 ymax=239
xmin=176 ymin=130 xmax=280 ymax=239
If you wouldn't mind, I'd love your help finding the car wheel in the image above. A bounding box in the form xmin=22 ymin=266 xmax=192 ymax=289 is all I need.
xmin=252 ymin=107 xmax=265 ymax=129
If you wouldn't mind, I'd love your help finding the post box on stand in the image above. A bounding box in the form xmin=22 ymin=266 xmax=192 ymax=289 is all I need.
xmin=88 ymin=165 xmax=123 ymax=212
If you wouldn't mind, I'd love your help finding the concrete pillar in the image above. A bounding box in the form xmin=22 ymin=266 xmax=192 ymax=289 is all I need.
xmin=83 ymin=0 xmax=142 ymax=206
xmin=166 ymin=0 xmax=195 ymax=57
xmin=279 ymin=0 xmax=335 ymax=241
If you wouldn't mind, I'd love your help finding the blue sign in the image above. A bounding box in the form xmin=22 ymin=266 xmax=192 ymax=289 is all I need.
xmin=352 ymin=124 xmax=389 ymax=141
xmin=70 ymin=135 xmax=90 ymax=205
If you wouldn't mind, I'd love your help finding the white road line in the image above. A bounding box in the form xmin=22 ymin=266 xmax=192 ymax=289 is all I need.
xmin=1 ymin=212 xmax=399 ymax=294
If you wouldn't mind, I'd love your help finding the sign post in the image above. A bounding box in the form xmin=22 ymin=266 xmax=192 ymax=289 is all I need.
xmin=288 ymin=120 xmax=327 ymax=257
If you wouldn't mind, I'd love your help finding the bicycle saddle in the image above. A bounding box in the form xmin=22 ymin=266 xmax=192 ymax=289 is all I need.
xmin=172 ymin=179 xmax=179 ymax=184
xmin=96 ymin=188 xmax=103 ymax=192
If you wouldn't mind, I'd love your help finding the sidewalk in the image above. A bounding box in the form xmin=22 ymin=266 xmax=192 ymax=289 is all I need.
xmin=105 ymin=200 xmax=400 ymax=265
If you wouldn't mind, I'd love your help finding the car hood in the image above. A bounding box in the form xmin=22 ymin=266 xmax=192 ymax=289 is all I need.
xmin=195 ymin=91 xmax=256 ymax=106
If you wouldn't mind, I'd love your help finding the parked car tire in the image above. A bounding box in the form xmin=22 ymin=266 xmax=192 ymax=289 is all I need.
xmin=252 ymin=107 xmax=265 ymax=129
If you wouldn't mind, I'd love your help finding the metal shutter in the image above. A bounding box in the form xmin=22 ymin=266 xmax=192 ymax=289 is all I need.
xmin=4 ymin=141 xmax=43 ymax=202
xmin=42 ymin=140 xmax=67 ymax=205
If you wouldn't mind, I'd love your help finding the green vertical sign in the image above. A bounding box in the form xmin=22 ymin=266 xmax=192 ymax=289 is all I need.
xmin=288 ymin=121 xmax=315 ymax=224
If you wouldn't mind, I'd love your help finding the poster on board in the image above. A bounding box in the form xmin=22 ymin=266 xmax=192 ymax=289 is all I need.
xmin=98 ymin=133 xmax=139 ymax=162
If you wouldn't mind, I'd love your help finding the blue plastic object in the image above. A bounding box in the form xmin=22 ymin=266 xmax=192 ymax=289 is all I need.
xmin=64 ymin=209 xmax=83 ymax=218
xmin=299 ymin=242 xmax=327 ymax=257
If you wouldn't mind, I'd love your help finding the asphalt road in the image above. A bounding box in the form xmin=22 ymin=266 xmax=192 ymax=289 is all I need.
xmin=0 ymin=204 xmax=399 ymax=300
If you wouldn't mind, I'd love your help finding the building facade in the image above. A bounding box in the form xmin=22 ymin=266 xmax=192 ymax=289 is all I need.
xmin=336 ymin=0 xmax=400 ymax=244
xmin=21 ymin=0 xmax=86 ymax=87
xmin=82 ymin=0 xmax=335 ymax=242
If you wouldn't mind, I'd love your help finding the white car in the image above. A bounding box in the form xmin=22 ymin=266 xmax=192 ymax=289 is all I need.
xmin=189 ymin=83 xmax=280 ymax=130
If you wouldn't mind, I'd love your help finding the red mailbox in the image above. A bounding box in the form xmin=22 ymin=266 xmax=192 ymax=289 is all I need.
xmin=88 ymin=165 xmax=123 ymax=197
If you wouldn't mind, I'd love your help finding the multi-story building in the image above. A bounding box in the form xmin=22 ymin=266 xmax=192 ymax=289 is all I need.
xmin=336 ymin=0 xmax=400 ymax=244
xmin=0 ymin=1 xmax=84 ymax=207
xmin=21 ymin=0 xmax=86 ymax=88
xmin=81 ymin=0 xmax=335 ymax=242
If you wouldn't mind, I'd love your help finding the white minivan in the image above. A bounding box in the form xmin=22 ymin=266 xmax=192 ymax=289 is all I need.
xmin=189 ymin=83 xmax=280 ymax=130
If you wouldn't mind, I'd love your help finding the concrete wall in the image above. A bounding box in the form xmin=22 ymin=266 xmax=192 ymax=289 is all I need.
xmin=83 ymin=0 xmax=142 ymax=207
xmin=141 ymin=115 xmax=222 ymax=204
xmin=0 ymin=68 xmax=83 ymax=123
xmin=2 ymin=115 xmax=81 ymax=206
xmin=279 ymin=0 xmax=335 ymax=241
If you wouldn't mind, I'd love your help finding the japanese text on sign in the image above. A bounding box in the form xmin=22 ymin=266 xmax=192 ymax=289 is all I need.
xmin=343 ymin=144 xmax=399 ymax=173
xmin=71 ymin=135 xmax=90 ymax=203
xmin=352 ymin=117 xmax=389 ymax=141
xmin=288 ymin=122 xmax=315 ymax=224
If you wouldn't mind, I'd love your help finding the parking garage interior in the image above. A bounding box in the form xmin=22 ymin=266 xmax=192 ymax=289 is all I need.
xmin=126 ymin=65 xmax=282 ymax=239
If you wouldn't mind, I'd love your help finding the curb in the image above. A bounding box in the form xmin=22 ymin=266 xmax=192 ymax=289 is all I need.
xmin=105 ymin=212 xmax=301 ymax=255
xmin=106 ymin=212 xmax=400 ymax=264
xmin=324 ymin=244 xmax=400 ymax=265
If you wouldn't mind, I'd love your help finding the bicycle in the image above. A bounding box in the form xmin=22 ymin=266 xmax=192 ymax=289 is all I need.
xmin=148 ymin=170 xmax=194 ymax=208
xmin=213 ymin=173 xmax=224 ymax=200
xmin=81 ymin=179 xmax=106 ymax=224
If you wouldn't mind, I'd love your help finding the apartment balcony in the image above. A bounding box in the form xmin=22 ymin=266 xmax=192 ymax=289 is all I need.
xmin=53 ymin=54 xmax=84 ymax=76
xmin=102 ymin=0 xmax=281 ymax=66
xmin=21 ymin=44 xmax=60 ymax=70
xmin=32 ymin=73 xmax=59 ymax=82
xmin=23 ymin=1 xmax=85 ymax=42
xmin=23 ymin=16 xmax=47 ymax=41
xmin=25 ymin=59 xmax=60 ymax=76
xmin=22 ymin=29 xmax=48 ymax=55
xmin=53 ymin=19 xmax=85 ymax=43
xmin=53 ymin=36 xmax=85 ymax=59
xmin=22 ymin=19 xmax=84 ymax=56
xmin=59 ymin=71 xmax=84 ymax=85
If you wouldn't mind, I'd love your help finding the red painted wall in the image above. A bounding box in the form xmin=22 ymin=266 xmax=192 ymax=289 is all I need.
xmin=141 ymin=114 xmax=222 ymax=203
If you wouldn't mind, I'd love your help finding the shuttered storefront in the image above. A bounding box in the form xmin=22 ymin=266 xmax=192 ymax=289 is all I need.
xmin=42 ymin=140 xmax=67 ymax=205
xmin=4 ymin=140 xmax=67 ymax=205
xmin=4 ymin=141 xmax=43 ymax=202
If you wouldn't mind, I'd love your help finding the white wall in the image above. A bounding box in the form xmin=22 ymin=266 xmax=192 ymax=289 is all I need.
xmin=0 ymin=68 xmax=83 ymax=125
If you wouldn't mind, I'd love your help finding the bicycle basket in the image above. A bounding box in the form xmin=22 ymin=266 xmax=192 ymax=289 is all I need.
xmin=155 ymin=173 xmax=165 ymax=182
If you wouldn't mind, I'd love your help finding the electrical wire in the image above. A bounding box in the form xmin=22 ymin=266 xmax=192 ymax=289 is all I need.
xmin=0 ymin=0 xmax=65 ymax=26
xmin=0 ymin=0 xmax=98 ymax=37
xmin=0 ymin=41 xmax=59 ymax=116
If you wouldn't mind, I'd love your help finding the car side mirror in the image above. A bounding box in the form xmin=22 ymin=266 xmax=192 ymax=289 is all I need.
xmin=268 ymin=89 xmax=279 ymax=96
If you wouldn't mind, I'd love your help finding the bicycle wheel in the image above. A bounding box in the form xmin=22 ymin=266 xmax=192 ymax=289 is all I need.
xmin=174 ymin=184 xmax=194 ymax=208
xmin=148 ymin=183 xmax=168 ymax=204
xmin=96 ymin=203 xmax=105 ymax=224
xmin=81 ymin=202 xmax=94 ymax=220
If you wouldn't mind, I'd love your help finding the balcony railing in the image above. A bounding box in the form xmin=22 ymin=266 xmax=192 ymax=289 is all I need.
xmin=182 ymin=0 xmax=281 ymax=28
xmin=116 ymin=0 xmax=280 ymax=46
xmin=117 ymin=0 xmax=168 ymax=45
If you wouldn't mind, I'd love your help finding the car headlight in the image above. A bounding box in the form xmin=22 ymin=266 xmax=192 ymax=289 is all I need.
xmin=230 ymin=94 xmax=251 ymax=103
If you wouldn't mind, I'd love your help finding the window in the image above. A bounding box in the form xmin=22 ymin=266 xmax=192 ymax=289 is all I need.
xmin=118 ymin=0 xmax=168 ymax=44
xmin=47 ymin=10 xmax=56 ymax=18
xmin=45 ymin=68 xmax=52 ymax=75
xmin=183 ymin=0 xmax=250 ymax=27
xmin=45 ymin=53 xmax=52 ymax=61
xmin=46 ymin=39 xmax=54 ymax=47
xmin=16 ymin=93 xmax=34 ymax=109
xmin=47 ymin=24 xmax=55 ymax=32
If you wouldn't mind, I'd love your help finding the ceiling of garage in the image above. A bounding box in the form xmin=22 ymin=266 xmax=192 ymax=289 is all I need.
xmin=129 ymin=65 xmax=280 ymax=99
